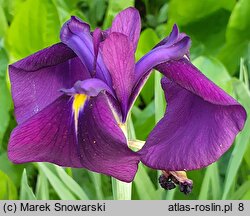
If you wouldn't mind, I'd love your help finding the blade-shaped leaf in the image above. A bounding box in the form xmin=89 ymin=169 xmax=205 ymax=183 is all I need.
xmin=222 ymin=80 xmax=250 ymax=199
xmin=35 ymin=170 xmax=49 ymax=200
xmin=7 ymin=0 xmax=60 ymax=59
xmin=0 ymin=170 xmax=17 ymax=200
xmin=133 ymin=164 xmax=160 ymax=200
xmin=38 ymin=163 xmax=76 ymax=200
xmin=218 ymin=0 xmax=250 ymax=73
xmin=55 ymin=165 xmax=89 ymax=200
xmin=103 ymin=0 xmax=134 ymax=29
xmin=88 ymin=172 xmax=104 ymax=200
xmin=20 ymin=169 xmax=37 ymax=200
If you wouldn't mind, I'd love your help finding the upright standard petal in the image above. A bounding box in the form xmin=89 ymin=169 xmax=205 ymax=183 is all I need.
xmin=111 ymin=7 xmax=141 ymax=50
xmin=60 ymin=16 xmax=112 ymax=86
xmin=8 ymin=93 xmax=140 ymax=182
xmin=60 ymin=16 xmax=93 ymax=71
xmin=92 ymin=28 xmax=103 ymax=77
xmin=102 ymin=32 xmax=135 ymax=121
xmin=9 ymin=43 xmax=89 ymax=124
xmin=139 ymin=59 xmax=246 ymax=171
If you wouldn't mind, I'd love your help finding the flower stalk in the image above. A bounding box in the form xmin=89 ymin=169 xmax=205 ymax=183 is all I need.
xmin=112 ymin=120 xmax=132 ymax=200
xmin=112 ymin=178 xmax=132 ymax=200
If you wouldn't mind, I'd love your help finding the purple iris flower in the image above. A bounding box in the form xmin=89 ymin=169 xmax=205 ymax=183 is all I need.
xmin=8 ymin=8 xmax=246 ymax=187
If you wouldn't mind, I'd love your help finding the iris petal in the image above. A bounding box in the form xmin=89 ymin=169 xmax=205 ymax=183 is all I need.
xmin=61 ymin=78 xmax=115 ymax=98
xmin=8 ymin=95 xmax=82 ymax=168
xmin=60 ymin=16 xmax=112 ymax=86
xmin=135 ymin=36 xmax=190 ymax=82
xmin=139 ymin=59 xmax=246 ymax=171
xmin=102 ymin=32 xmax=135 ymax=121
xmin=9 ymin=42 xmax=89 ymax=124
xmin=128 ymin=36 xmax=191 ymax=113
xmin=8 ymin=94 xmax=139 ymax=182
xmin=155 ymin=24 xmax=179 ymax=48
xmin=92 ymin=28 xmax=103 ymax=76
xmin=111 ymin=7 xmax=141 ymax=50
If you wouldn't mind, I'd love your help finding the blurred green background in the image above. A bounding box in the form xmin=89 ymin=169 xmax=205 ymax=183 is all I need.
xmin=0 ymin=0 xmax=250 ymax=200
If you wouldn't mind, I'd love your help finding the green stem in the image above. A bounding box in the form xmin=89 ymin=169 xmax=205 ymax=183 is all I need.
xmin=112 ymin=118 xmax=133 ymax=200
xmin=112 ymin=178 xmax=132 ymax=200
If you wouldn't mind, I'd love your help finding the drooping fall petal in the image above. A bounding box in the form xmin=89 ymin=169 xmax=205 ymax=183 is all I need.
xmin=9 ymin=43 xmax=89 ymax=124
xmin=77 ymin=93 xmax=139 ymax=182
xmin=8 ymin=93 xmax=140 ymax=182
xmin=139 ymin=59 xmax=246 ymax=171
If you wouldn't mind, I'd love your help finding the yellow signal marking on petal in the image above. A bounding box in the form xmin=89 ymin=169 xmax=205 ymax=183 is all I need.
xmin=72 ymin=94 xmax=87 ymax=132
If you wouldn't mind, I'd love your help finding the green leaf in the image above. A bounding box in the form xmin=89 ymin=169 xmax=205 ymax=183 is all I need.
xmin=20 ymin=169 xmax=37 ymax=200
xmin=55 ymin=165 xmax=89 ymax=200
xmin=7 ymin=0 xmax=60 ymax=59
xmin=134 ymin=164 xmax=160 ymax=200
xmin=0 ymin=0 xmax=25 ymax=24
xmin=222 ymin=80 xmax=250 ymax=199
xmin=0 ymin=47 xmax=11 ymax=146
xmin=0 ymin=5 xmax=8 ymax=38
xmin=0 ymin=47 xmax=8 ymax=78
xmin=198 ymin=163 xmax=221 ymax=199
xmin=88 ymin=172 xmax=104 ymax=200
xmin=0 ymin=170 xmax=17 ymax=200
xmin=231 ymin=180 xmax=250 ymax=199
xmin=103 ymin=0 xmax=134 ymax=29
xmin=242 ymin=190 xmax=250 ymax=199
xmin=168 ymin=0 xmax=235 ymax=26
xmin=218 ymin=0 xmax=250 ymax=73
xmin=135 ymin=28 xmax=159 ymax=60
xmin=193 ymin=56 xmax=233 ymax=94
xmin=51 ymin=0 xmax=87 ymax=24
xmin=243 ymin=140 xmax=250 ymax=168
xmin=38 ymin=163 xmax=76 ymax=200
xmin=182 ymin=9 xmax=231 ymax=56
xmin=85 ymin=0 xmax=107 ymax=28
xmin=165 ymin=189 xmax=176 ymax=200
xmin=157 ymin=3 xmax=168 ymax=24
xmin=210 ymin=163 xmax=221 ymax=199
xmin=240 ymin=58 xmax=249 ymax=89
xmin=0 ymin=153 xmax=25 ymax=187
xmin=164 ymin=1 xmax=235 ymax=55
xmin=198 ymin=168 xmax=210 ymax=200
xmin=133 ymin=101 xmax=155 ymax=140
xmin=35 ymin=171 xmax=49 ymax=200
